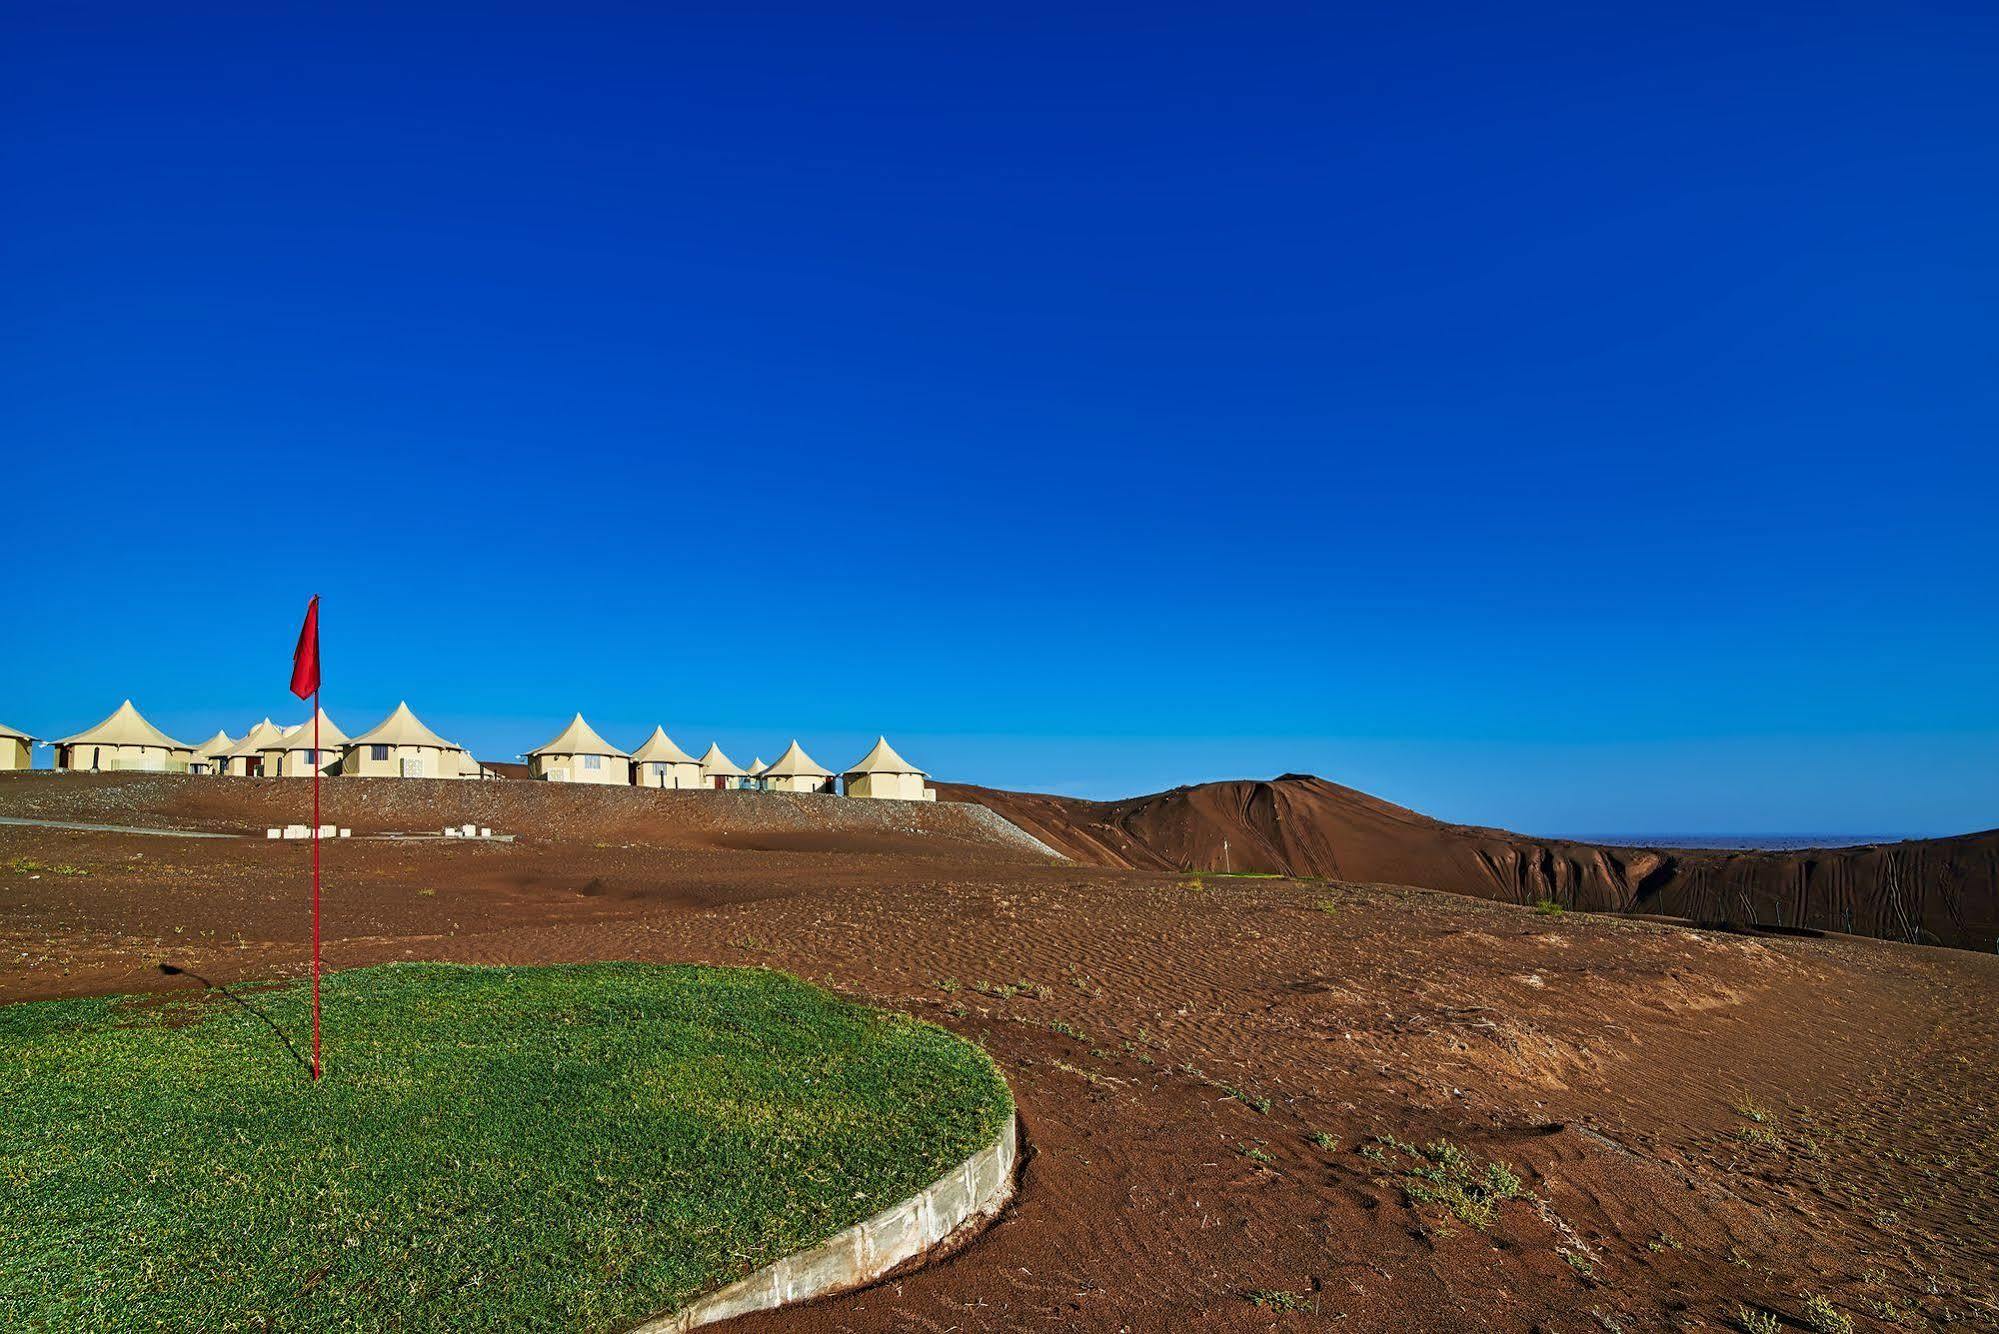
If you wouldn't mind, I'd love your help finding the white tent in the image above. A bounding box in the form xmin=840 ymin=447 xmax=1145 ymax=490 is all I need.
xmin=759 ymin=740 xmax=834 ymax=795
xmin=260 ymin=708 xmax=351 ymax=778
xmin=186 ymin=729 xmax=237 ymax=775
xmin=631 ymin=727 xmax=702 ymax=789
xmin=0 ymin=721 xmax=38 ymax=772
xmin=698 ymin=743 xmax=749 ymax=791
xmin=54 ymin=701 xmax=194 ymax=773
xmin=221 ymin=719 xmax=289 ymax=777
xmin=526 ymin=714 xmax=630 ymax=785
xmin=344 ymin=703 xmax=472 ymax=780
xmin=843 ymin=736 xmax=936 ymax=802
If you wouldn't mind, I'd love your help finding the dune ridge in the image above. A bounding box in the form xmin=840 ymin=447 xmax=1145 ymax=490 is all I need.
xmin=939 ymin=774 xmax=1999 ymax=952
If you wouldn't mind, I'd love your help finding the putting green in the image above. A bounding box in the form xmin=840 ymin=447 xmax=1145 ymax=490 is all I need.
xmin=0 ymin=962 xmax=1013 ymax=1331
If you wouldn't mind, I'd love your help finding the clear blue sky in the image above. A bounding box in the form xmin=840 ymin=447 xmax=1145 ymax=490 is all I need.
xmin=3 ymin=4 xmax=1994 ymax=835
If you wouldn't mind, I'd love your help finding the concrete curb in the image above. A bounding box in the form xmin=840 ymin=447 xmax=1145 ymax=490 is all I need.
xmin=631 ymin=1115 xmax=1018 ymax=1332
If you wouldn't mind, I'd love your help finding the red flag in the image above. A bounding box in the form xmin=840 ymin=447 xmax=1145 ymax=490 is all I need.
xmin=290 ymin=596 xmax=321 ymax=700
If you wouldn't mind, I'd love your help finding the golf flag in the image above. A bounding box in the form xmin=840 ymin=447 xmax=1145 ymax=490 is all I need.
xmin=290 ymin=596 xmax=321 ymax=699
xmin=290 ymin=594 xmax=324 ymax=1081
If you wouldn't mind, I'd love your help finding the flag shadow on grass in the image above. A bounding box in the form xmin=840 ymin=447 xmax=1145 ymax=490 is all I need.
xmin=157 ymin=963 xmax=314 ymax=1076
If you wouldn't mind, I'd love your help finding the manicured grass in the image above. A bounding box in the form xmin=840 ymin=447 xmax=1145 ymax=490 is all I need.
xmin=0 ymin=962 xmax=1013 ymax=1331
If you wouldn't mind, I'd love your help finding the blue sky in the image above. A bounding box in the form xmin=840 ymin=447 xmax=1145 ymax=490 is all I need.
xmin=3 ymin=4 xmax=1994 ymax=834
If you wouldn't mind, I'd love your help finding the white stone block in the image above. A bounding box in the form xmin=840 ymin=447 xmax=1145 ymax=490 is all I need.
xmin=338 ymin=828 xmax=351 ymax=838
xmin=266 ymin=828 xmax=282 ymax=839
xmin=283 ymin=824 xmax=311 ymax=840
xmin=461 ymin=823 xmax=477 ymax=837
xmin=443 ymin=827 xmax=460 ymax=837
xmin=479 ymin=827 xmax=491 ymax=838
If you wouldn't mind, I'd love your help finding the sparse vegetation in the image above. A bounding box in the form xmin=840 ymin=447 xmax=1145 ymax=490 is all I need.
xmin=1238 ymin=1141 xmax=1274 ymax=1165
xmin=1534 ymin=898 xmax=1564 ymax=916
xmin=1732 ymin=1095 xmax=1772 ymax=1124
xmin=1243 ymin=1288 xmax=1314 ymax=1312
xmin=1735 ymin=1307 xmax=1780 ymax=1334
xmin=1221 ymin=1085 xmax=1271 ymax=1114
xmin=1371 ymin=1135 xmax=1523 ymax=1229
xmin=1737 ymin=1124 xmax=1781 ymax=1149
xmin=1307 ymin=1130 xmax=1337 ymax=1150
xmin=7 ymin=858 xmax=90 ymax=877
xmin=1800 ymin=1293 xmax=1854 ymax=1334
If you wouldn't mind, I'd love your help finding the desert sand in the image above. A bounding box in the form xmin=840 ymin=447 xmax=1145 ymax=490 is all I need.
xmin=1 ymin=771 xmax=1993 ymax=1330
xmin=942 ymin=775 xmax=1999 ymax=953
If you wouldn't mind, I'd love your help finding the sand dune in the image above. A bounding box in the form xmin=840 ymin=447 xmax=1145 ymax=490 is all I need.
xmin=939 ymin=774 xmax=1999 ymax=952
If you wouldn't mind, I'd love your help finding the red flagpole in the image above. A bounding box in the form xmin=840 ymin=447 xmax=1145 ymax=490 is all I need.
xmin=311 ymin=687 xmax=322 ymax=1081
xmin=290 ymin=593 xmax=324 ymax=1083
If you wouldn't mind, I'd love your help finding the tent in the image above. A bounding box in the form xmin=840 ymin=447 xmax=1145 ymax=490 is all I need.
xmin=842 ymin=736 xmax=935 ymax=801
xmin=53 ymin=701 xmax=194 ymax=773
xmin=221 ymin=719 xmax=290 ymax=777
xmin=759 ymin=740 xmax=834 ymax=795
xmin=260 ymin=708 xmax=351 ymax=778
xmin=186 ymin=729 xmax=238 ymax=775
xmin=631 ymin=727 xmax=703 ymax=789
xmin=526 ymin=714 xmax=630 ymax=785
xmin=0 ymin=721 xmax=38 ymax=772
xmin=698 ymin=743 xmax=749 ymax=791
xmin=343 ymin=703 xmax=472 ymax=780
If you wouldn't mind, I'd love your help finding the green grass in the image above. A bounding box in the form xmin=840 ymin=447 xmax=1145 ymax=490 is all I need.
xmin=0 ymin=962 xmax=1013 ymax=1331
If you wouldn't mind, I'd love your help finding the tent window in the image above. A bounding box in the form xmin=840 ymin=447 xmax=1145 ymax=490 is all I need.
xmin=583 ymin=755 xmax=602 ymax=771
xmin=371 ymin=745 xmax=389 ymax=761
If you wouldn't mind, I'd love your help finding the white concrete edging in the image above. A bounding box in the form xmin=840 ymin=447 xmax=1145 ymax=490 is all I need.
xmin=632 ymin=1115 xmax=1018 ymax=1332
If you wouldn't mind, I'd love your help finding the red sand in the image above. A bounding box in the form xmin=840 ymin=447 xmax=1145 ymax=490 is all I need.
xmin=940 ymin=774 xmax=1999 ymax=953
xmin=1 ymin=773 xmax=1994 ymax=1330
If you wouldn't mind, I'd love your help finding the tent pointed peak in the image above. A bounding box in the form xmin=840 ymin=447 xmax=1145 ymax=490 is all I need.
xmin=528 ymin=713 xmax=627 ymax=758
xmin=631 ymin=726 xmax=698 ymax=765
xmin=269 ymin=708 xmax=349 ymax=750
xmin=224 ymin=718 xmax=292 ymax=757
xmin=191 ymin=729 xmax=238 ymax=758
xmin=761 ymin=739 xmax=832 ymax=778
xmin=349 ymin=702 xmax=458 ymax=751
xmin=698 ymin=743 xmax=746 ymax=776
xmin=56 ymin=700 xmax=192 ymax=751
xmin=845 ymin=735 xmax=926 ymax=777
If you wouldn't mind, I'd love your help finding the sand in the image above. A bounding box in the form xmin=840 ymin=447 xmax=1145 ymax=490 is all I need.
xmin=1 ymin=772 xmax=1993 ymax=1330
xmin=940 ymin=774 xmax=1999 ymax=953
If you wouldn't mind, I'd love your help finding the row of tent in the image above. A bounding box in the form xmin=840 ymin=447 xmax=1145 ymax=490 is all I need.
xmin=0 ymin=703 xmax=935 ymax=801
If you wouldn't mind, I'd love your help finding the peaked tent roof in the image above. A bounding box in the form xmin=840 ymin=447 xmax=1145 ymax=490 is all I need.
xmin=223 ymin=718 xmax=287 ymax=759
xmin=56 ymin=701 xmax=193 ymax=751
xmin=0 ymin=721 xmax=40 ymax=743
xmin=347 ymin=702 xmax=460 ymax=751
xmin=265 ymin=708 xmax=349 ymax=751
xmin=190 ymin=729 xmax=238 ymax=760
xmin=761 ymin=740 xmax=832 ymax=778
xmin=698 ymin=743 xmax=746 ymax=777
xmin=748 ymin=756 xmax=768 ymax=775
xmin=631 ymin=727 xmax=698 ymax=765
xmin=844 ymin=736 xmax=927 ymax=777
xmin=528 ymin=713 xmax=628 ymax=758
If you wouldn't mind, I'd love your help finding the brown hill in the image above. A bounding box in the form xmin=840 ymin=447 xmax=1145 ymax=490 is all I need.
xmin=936 ymin=773 xmax=1999 ymax=952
